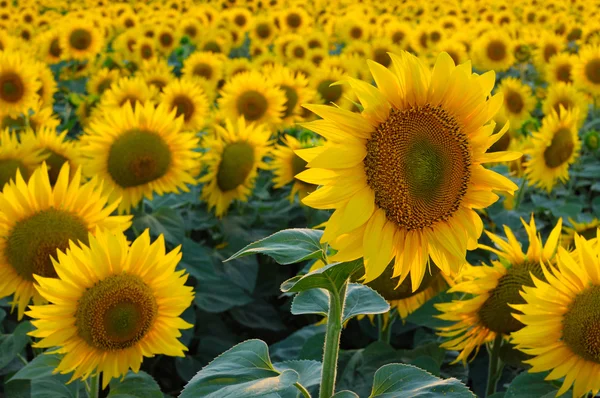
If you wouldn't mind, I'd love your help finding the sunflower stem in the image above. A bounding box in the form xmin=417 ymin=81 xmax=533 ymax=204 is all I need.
xmin=377 ymin=311 xmax=396 ymax=344
xmin=319 ymin=280 xmax=348 ymax=398
xmin=486 ymin=334 xmax=504 ymax=397
xmin=513 ymin=177 xmax=527 ymax=210
xmin=87 ymin=374 xmax=100 ymax=398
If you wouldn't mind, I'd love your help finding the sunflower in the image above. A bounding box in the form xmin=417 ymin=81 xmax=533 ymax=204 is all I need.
xmin=472 ymin=30 xmax=515 ymax=72
xmin=136 ymin=59 xmax=175 ymax=92
xmin=297 ymin=51 xmax=520 ymax=288
xmin=279 ymin=7 xmax=311 ymax=33
xmin=573 ymin=44 xmax=600 ymax=95
xmin=496 ymin=77 xmax=537 ymax=129
xmin=0 ymin=128 xmax=46 ymax=189
xmin=228 ymin=7 xmax=252 ymax=32
xmin=87 ymin=68 xmax=121 ymax=97
xmin=80 ymin=102 xmax=200 ymax=213
xmin=181 ymin=51 xmax=224 ymax=89
xmin=563 ymin=217 xmax=600 ymax=248
xmin=0 ymin=29 xmax=13 ymax=52
xmin=0 ymin=51 xmax=41 ymax=117
xmin=285 ymin=38 xmax=309 ymax=61
xmin=133 ymin=37 xmax=157 ymax=63
xmin=218 ymin=71 xmax=286 ymax=129
xmin=270 ymin=134 xmax=319 ymax=202
xmin=199 ymin=117 xmax=271 ymax=217
xmin=20 ymin=127 xmax=82 ymax=186
xmin=155 ymin=24 xmax=179 ymax=55
xmin=0 ymin=163 xmax=132 ymax=319
xmin=511 ymin=233 xmax=600 ymax=397
xmin=249 ymin=15 xmax=276 ymax=45
xmin=97 ymin=76 xmax=159 ymax=111
xmin=524 ymin=107 xmax=580 ymax=192
xmin=33 ymin=62 xmax=57 ymax=109
xmin=546 ymin=52 xmax=578 ymax=85
xmin=161 ymin=78 xmax=209 ymax=132
xmin=224 ymin=57 xmax=253 ymax=80
xmin=436 ymin=216 xmax=563 ymax=363
xmin=60 ymin=19 xmax=104 ymax=60
xmin=0 ymin=99 xmax=60 ymax=133
xmin=27 ymin=228 xmax=193 ymax=388
xmin=265 ymin=65 xmax=315 ymax=128
xmin=435 ymin=40 xmax=468 ymax=66
xmin=311 ymin=66 xmax=354 ymax=110
xmin=542 ymin=82 xmax=589 ymax=127
xmin=532 ymin=33 xmax=566 ymax=74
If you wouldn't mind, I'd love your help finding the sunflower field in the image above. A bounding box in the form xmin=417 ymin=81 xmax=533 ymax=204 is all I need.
xmin=3 ymin=0 xmax=600 ymax=397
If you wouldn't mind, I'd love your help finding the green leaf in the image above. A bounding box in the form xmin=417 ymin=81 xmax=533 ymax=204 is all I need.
xmin=132 ymin=207 xmax=185 ymax=245
xmin=10 ymin=354 xmax=61 ymax=381
xmin=180 ymin=339 xmax=302 ymax=398
xmin=332 ymin=392 xmax=360 ymax=398
xmin=281 ymin=260 xmax=363 ymax=294
xmin=291 ymin=289 xmax=329 ymax=318
xmin=30 ymin=375 xmax=84 ymax=398
xmin=405 ymin=291 xmax=454 ymax=329
xmin=270 ymin=324 xmax=326 ymax=362
xmin=230 ymin=300 xmax=286 ymax=331
xmin=0 ymin=322 xmax=34 ymax=370
xmin=274 ymin=360 xmax=322 ymax=390
xmin=369 ymin=364 xmax=475 ymax=397
xmin=342 ymin=284 xmax=389 ymax=323
xmin=504 ymin=372 xmax=566 ymax=398
xmin=225 ymin=229 xmax=325 ymax=265
xmin=108 ymin=371 xmax=162 ymax=398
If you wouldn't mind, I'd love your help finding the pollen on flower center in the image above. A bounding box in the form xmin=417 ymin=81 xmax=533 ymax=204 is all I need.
xmin=236 ymin=90 xmax=268 ymax=121
xmin=5 ymin=208 xmax=89 ymax=281
xmin=363 ymin=105 xmax=471 ymax=231
xmin=543 ymin=127 xmax=574 ymax=168
xmin=76 ymin=274 xmax=158 ymax=351
xmin=478 ymin=261 xmax=544 ymax=334
xmin=216 ymin=141 xmax=255 ymax=192
xmin=107 ymin=129 xmax=172 ymax=188
xmin=562 ymin=285 xmax=600 ymax=363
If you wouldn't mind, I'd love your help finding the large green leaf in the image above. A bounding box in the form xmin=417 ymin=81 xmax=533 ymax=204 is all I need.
xmin=369 ymin=364 xmax=475 ymax=397
xmin=504 ymin=372 xmax=566 ymax=398
xmin=180 ymin=339 xmax=306 ymax=398
xmin=132 ymin=207 xmax=185 ymax=245
xmin=10 ymin=354 xmax=61 ymax=381
xmin=270 ymin=324 xmax=327 ymax=362
xmin=108 ymin=371 xmax=162 ymax=398
xmin=281 ymin=260 xmax=364 ymax=294
xmin=332 ymin=392 xmax=359 ymax=398
xmin=226 ymin=229 xmax=325 ymax=265
xmin=290 ymin=289 xmax=329 ymax=318
xmin=0 ymin=322 xmax=34 ymax=371
xmin=274 ymin=360 xmax=322 ymax=390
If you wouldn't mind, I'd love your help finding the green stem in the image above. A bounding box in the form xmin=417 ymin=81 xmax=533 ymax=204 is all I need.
xmin=513 ymin=178 xmax=527 ymax=210
xmin=377 ymin=311 xmax=396 ymax=344
xmin=319 ymin=281 xmax=348 ymax=398
xmin=87 ymin=374 xmax=100 ymax=398
xmin=295 ymin=382 xmax=311 ymax=398
xmin=486 ymin=334 xmax=504 ymax=397
xmin=16 ymin=353 xmax=28 ymax=365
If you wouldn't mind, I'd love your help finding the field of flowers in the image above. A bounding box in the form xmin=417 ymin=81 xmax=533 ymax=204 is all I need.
xmin=1 ymin=0 xmax=600 ymax=397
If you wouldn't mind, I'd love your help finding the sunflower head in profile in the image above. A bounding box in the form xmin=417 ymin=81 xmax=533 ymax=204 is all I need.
xmin=297 ymin=51 xmax=520 ymax=289
xmin=20 ymin=127 xmax=82 ymax=186
xmin=511 ymin=232 xmax=600 ymax=397
xmin=436 ymin=216 xmax=563 ymax=364
xmin=472 ymin=29 xmax=515 ymax=72
xmin=524 ymin=106 xmax=581 ymax=192
xmin=270 ymin=134 xmax=321 ymax=202
xmin=59 ymin=19 xmax=104 ymax=60
xmin=80 ymin=102 xmax=200 ymax=213
xmin=161 ymin=78 xmax=210 ymax=132
xmin=97 ymin=76 xmax=159 ymax=111
xmin=0 ymin=128 xmax=46 ymax=189
xmin=573 ymin=44 xmax=600 ymax=95
xmin=181 ymin=51 xmax=225 ymax=89
xmin=27 ymin=228 xmax=193 ymax=388
xmin=0 ymin=51 xmax=41 ymax=117
xmin=0 ymin=163 xmax=132 ymax=319
xmin=218 ymin=71 xmax=286 ymax=129
xmin=496 ymin=77 xmax=537 ymax=130
xmin=542 ymin=82 xmax=589 ymax=127
xmin=199 ymin=117 xmax=271 ymax=217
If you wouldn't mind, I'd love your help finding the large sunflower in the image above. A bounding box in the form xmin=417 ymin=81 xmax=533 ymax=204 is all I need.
xmin=270 ymin=134 xmax=319 ymax=202
xmin=524 ymin=107 xmax=580 ymax=192
xmin=511 ymin=233 xmax=600 ymax=397
xmin=0 ymin=128 xmax=46 ymax=189
xmin=218 ymin=71 xmax=286 ymax=129
xmin=573 ymin=44 xmax=600 ymax=95
xmin=27 ymin=228 xmax=193 ymax=388
xmin=297 ymin=51 xmax=520 ymax=288
xmin=0 ymin=163 xmax=131 ymax=319
xmin=0 ymin=51 xmax=41 ymax=117
xmin=199 ymin=117 xmax=271 ymax=217
xmin=496 ymin=77 xmax=537 ymax=130
xmin=436 ymin=216 xmax=563 ymax=363
xmin=80 ymin=102 xmax=200 ymax=213
xmin=160 ymin=78 xmax=209 ymax=132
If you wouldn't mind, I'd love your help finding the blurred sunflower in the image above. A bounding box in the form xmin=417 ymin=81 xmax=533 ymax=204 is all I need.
xmin=496 ymin=77 xmax=536 ymax=129
xmin=136 ymin=59 xmax=175 ymax=92
xmin=270 ymin=134 xmax=319 ymax=202
xmin=28 ymin=229 xmax=193 ymax=388
xmin=546 ymin=52 xmax=578 ymax=84
xmin=511 ymin=234 xmax=600 ymax=397
xmin=60 ymin=19 xmax=104 ymax=60
xmin=573 ymin=44 xmax=600 ymax=95
xmin=532 ymin=33 xmax=565 ymax=74
xmin=542 ymin=82 xmax=588 ymax=126
xmin=279 ymin=7 xmax=311 ymax=34
xmin=199 ymin=117 xmax=270 ymax=217
xmin=249 ymin=15 xmax=276 ymax=45
xmin=161 ymin=78 xmax=209 ymax=132
xmin=312 ymin=67 xmax=353 ymax=110
xmin=473 ymin=30 xmax=515 ymax=72
xmin=0 ymin=128 xmax=45 ymax=189
xmin=563 ymin=217 xmax=600 ymax=248
xmin=266 ymin=65 xmax=314 ymax=128
xmin=98 ymin=76 xmax=159 ymax=111
xmin=0 ymin=51 xmax=41 ymax=117
xmin=87 ymin=68 xmax=120 ymax=97
xmin=80 ymin=102 xmax=200 ymax=213
xmin=297 ymin=52 xmax=519 ymax=288
xmin=33 ymin=61 xmax=57 ymax=109
xmin=155 ymin=24 xmax=179 ymax=55
xmin=0 ymin=163 xmax=131 ymax=319
xmin=524 ymin=107 xmax=580 ymax=192
xmin=436 ymin=216 xmax=563 ymax=363
xmin=218 ymin=71 xmax=286 ymax=128
xmin=182 ymin=51 xmax=224 ymax=88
